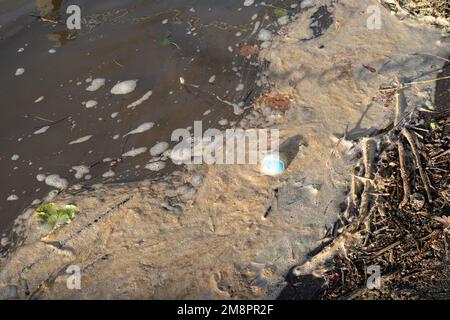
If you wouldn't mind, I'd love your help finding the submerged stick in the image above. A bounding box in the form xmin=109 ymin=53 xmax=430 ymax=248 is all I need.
xmin=401 ymin=128 xmax=433 ymax=202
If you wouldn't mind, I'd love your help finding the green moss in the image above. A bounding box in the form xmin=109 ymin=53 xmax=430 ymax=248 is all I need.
xmin=273 ymin=7 xmax=288 ymax=18
xmin=35 ymin=203 xmax=78 ymax=232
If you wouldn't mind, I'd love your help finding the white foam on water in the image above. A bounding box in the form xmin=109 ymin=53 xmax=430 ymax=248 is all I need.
xmin=34 ymin=96 xmax=44 ymax=103
xmin=72 ymin=165 xmax=90 ymax=179
xmin=36 ymin=174 xmax=46 ymax=182
xmin=218 ymin=119 xmax=229 ymax=126
xmin=45 ymin=174 xmax=68 ymax=189
xmin=208 ymin=75 xmax=216 ymax=84
xmin=17 ymin=48 xmax=24 ymax=53
xmin=258 ymin=29 xmax=272 ymax=41
xmin=126 ymin=90 xmax=153 ymax=109
xmin=102 ymin=170 xmax=115 ymax=178
xmin=111 ymin=80 xmax=138 ymax=95
xmin=150 ymin=142 xmax=169 ymax=157
xmin=244 ymin=0 xmax=255 ymax=7
xmin=162 ymin=19 xmax=168 ymax=24
xmin=122 ymin=147 xmax=147 ymax=157
xmin=7 ymin=195 xmax=18 ymax=201
xmin=86 ymin=78 xmax=106 ymax=92
xmin=69 ymin=135 xmax=93 ymax=145
xmin=34 ymin=126 xmax=50 ymax=135
xmin=11 ymin=154 xmax=19 ymax=161
xmin=112 ymin=134 xmax=120 ymax=140
xmin=48 ymin=49 xmax=56 ymax=54
xmin=235 ymin=83 xmax=244 ymax=91
xmin=111 ymin=112 xmax=119 ymax=118
xmin=124 ymin=122 xmax=154 ymax=136
xmin=85 ymin=100 xmax=97 ymax=108
xmin=15 ymin=68 xmax=25 ymax=76
xmin=145 ymin=161 xmax=166 ymax=171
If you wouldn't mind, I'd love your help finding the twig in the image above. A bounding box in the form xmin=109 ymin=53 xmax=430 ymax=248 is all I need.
xmin=402 ymin=75 xmax=450 ymax=87
xmin=398 ymin=140 xmax=410 ymax=208
xmin=401 ymin=128 xmax=433 ymax=202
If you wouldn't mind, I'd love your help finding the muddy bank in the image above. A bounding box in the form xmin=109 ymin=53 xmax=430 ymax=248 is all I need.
xmin=0 ymin=0 xmax=449 ymax=299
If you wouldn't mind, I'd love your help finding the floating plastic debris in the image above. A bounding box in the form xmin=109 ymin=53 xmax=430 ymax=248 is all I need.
xmin=110 ymin=80 xmax=138 ymax=95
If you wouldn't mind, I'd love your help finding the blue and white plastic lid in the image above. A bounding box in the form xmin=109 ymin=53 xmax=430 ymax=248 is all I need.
xmin=260 ymin=153 xmax=285 ymax=176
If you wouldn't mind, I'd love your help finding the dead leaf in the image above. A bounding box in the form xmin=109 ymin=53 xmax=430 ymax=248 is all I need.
xmin=258 ymin=93 xmax=291 ymax=111
xmin=239 ymin=45 xmax=259 ymax=57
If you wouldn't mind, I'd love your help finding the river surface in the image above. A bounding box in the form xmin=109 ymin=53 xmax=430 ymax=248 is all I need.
xmin=0 ymin=0 xmax=301 ymax=233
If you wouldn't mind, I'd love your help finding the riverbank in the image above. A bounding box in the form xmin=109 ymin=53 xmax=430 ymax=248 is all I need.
xmin=0 ymin=0 xmax=448 ymax=299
